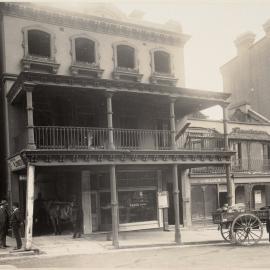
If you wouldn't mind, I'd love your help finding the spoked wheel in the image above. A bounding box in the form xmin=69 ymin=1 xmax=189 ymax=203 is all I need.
xmin=231 ymin=213 xmax=263 ymax=246
xmin=220 ymin=223 xmax=232 ymax=242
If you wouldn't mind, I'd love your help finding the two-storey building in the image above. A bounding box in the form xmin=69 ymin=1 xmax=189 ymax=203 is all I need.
xmin=0 ymin=3 xmax=233 ymax=248
xmin=187 ymin=103 xmax=270 ymax=225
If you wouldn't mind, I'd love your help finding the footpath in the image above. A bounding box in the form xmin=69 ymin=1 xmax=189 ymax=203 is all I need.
xmin=0 ymin=225 xmax=268 ymax=262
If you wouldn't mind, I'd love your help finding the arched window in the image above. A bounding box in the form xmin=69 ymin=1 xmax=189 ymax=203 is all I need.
xmin=75 ymin=38 xmax=95 ymax=63
xmin=116 ymin=45 xmax=135 ymax=69
xmin=153 ymin=51 xmax=171 ymax=74
xmin=22 ymin=26 xmax=59 ymax=73
xmin=28 ymin=30 xmax=51 ymax=58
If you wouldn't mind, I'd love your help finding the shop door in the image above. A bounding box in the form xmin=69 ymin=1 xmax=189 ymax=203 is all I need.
xmin=91 ymin=192 xmax=99 ymax=231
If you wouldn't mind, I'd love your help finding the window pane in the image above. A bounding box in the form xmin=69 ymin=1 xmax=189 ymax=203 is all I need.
xmin=154 ymin=51 xmax=170 ymax=73
xmin=28 ymin=30 xmax=51 ymax=58
xmin=75 ymin=38 xmax=95 ymax=63
xmin=118 ymin=190 xmax=157 ymax=223
xmin=117 ymin=45 xmax=135 ymax=68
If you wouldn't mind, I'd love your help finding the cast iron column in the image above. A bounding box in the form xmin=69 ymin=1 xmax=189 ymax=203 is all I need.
xmin=25 ymin=164 xmax=35 ymax=250
xmin=170 ymin=98 xmax=177 ymax=150
xmin=110 ymin=165 xmax=119 ymax=248
xmin=172 ymin=164 xmax=181 ymax=244
xmin=223 ymin=105 xmax=234 ymax=206
xmin=25 ymin=84 xmax=36 ymax=149
xmin=106 ymin=92 xmax=115 ymax=150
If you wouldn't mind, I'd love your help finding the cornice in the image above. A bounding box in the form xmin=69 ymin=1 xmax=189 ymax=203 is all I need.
xmin=0 ymin=2 xmax=189 ymax=47
xmin=17 ymin=149 xmax=233 ymax=167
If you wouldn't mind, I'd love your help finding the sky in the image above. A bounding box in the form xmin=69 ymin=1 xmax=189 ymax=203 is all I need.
xmin=21 ymin=0 xmax=270 ymax=118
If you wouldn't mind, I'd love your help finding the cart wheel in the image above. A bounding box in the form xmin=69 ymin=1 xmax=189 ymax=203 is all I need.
xmin=220 ymin=223 xmax=232 ymax=242
xmin=231 ymin=213 xmax=263 ymax=246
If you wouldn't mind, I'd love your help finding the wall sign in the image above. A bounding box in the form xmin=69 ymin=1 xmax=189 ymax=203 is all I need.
xmin=158 ymin=191 xmax=169 ymax=208
xmin=254 ymin=190 xmax=262 ymax=204
xmin=8 ymin=155 xmax=25 ymax=171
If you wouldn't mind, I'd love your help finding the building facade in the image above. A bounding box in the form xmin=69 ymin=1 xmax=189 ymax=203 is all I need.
xmin=187 ymin=104 xmax=270 ymax=225
xmin=221 ymin=19 xmax=270 ymax=119
xmin=0 ymin=3 xmax=233 ymax=248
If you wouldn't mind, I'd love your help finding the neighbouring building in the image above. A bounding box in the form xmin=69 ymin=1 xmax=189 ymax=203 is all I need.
xmin=187 ymin=103 xmax=270 ymax=225
xmin=0 ymin=2 xmax=233 ymax=248
xmin=221 ymin=19 xmax=270 ymax=119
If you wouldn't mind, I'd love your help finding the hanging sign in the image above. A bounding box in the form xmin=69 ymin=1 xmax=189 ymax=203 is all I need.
xmin=158 ymin=191 xmax=169 ymax=208
xmin=8 ymin=155 xmax=25 ymax=171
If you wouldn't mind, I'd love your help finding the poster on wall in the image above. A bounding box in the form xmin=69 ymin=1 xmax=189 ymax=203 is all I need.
xmin=158 ymin=191 xmax=169 ymax=208
xmin=254 ymin=190 xmax=262 ymax=204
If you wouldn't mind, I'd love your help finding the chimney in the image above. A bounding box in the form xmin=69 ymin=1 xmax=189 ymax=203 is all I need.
xmin=234 ymin=31 xmax=255 ymax=55
xmin=263 ymin=19 xmax=270 ymax=37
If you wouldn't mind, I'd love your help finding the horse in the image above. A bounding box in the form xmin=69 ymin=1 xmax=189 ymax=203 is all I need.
xmin=44 ymin=201 xmax=72 ymax=235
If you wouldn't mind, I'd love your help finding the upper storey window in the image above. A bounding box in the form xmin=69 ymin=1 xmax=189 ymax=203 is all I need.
xmin=112 ymin=42 xmax=142 ymax=82
xmin=117 ymin=45 xmax=135 ymax=69
xmin=70 ymin=35 xmax=103 ymax=78
xmin=150 ymin=49 xmax=177 ymax=86
xmin=153 ymin=51 xmax=171 ymax=74
xmin=28 ymin=30 xmax=51 ymax=58
xmin=75 ymin=38 xmax=95 ymax=63
xmin=22 ymin=26 xmax=59 ymax=73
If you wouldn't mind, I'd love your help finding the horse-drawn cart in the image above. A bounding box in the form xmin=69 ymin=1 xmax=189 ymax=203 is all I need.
xmin=212 ymin=207 xmax=270 ymax=246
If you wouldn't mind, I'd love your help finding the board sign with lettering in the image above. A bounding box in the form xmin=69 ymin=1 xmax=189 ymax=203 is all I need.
xmin=8 ymin=155 xmax=25 ymax=171
xmin=158 ymin=191 xmax=169 ymax=208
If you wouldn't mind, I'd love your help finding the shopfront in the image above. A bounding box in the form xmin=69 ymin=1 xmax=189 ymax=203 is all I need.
xmin=87 ymin=170 xmax=161 ymax=232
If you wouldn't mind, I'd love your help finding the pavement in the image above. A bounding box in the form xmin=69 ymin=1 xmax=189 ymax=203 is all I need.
xmin=0 ymin=224 xmax=268 ymax=262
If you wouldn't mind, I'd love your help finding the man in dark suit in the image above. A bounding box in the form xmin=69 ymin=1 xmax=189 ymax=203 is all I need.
xmin=10 ymin=202 xmax=22 ymax=250
xmin=0 ymin=200 xmax=9 ymax=249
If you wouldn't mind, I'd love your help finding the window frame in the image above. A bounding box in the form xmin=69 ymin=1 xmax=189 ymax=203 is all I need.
xmin=70 ymin=34 xmax=103 ymax=77
xmin=150 ymin=48 xmax=174 ymax=75
xmin=70 ymin=34 xmax=100 ymax=67
xmin=22 ymin=25 xmax=56 ymax=60
xmin=21 ymin=25 xmax=59 ymax=73
xmin=149 ymin=48 xmax=177 ymax=86
xmin=112 ymin=41 xmax=142 ymax=81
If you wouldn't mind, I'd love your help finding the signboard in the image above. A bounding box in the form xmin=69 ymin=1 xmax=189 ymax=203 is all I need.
xmin=254 ymin=190 xmax=262 ymax=204
xmin=8 ymin=155 xmax=25 ymax=171
xmin=158 ymin=191 xmax=169 ymax=208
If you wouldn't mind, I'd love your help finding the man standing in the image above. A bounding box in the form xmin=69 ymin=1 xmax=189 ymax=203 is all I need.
xmin=71 ymin=200 xmax=83 ymax=239
xmin=0 ymin=200 xmax=9 ymax=248
xmin=10 ymin=202 xmax=22 ymax=250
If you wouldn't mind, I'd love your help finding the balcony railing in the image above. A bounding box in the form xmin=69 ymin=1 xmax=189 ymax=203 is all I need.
xmin=191 ymin=159 xmax=270 ymax=175
xmin=32 ymin=126 xmax=226 ymax=151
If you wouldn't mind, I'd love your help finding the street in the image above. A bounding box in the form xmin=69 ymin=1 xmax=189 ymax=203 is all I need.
xmin=1 ymin=243 xmax=270 ymax=269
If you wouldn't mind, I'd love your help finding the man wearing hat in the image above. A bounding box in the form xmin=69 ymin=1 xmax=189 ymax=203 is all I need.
xmin=0 ymin=200 xmax=10 ymax=248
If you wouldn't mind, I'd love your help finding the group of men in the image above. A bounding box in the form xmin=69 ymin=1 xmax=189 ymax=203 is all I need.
xmin=0 ymin=200 xmax=23 ymax=250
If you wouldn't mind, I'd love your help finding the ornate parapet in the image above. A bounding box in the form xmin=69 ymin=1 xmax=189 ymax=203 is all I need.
xmin=0 ymin=2 xmax=189 ymax=47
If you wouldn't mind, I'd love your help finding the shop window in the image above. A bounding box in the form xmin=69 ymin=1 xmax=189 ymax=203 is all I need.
xmin=118 ymin=190 xmax=157 ymax=223
xmin=153 ymin=51 xmax=171 ymax=74
xmin=75 ymin=38 xmax=95 ymax=63
xmin=116 ymin=45 xmax=135 ymax=69
xmin=28 ymin=30 xmax=51 ymax=58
